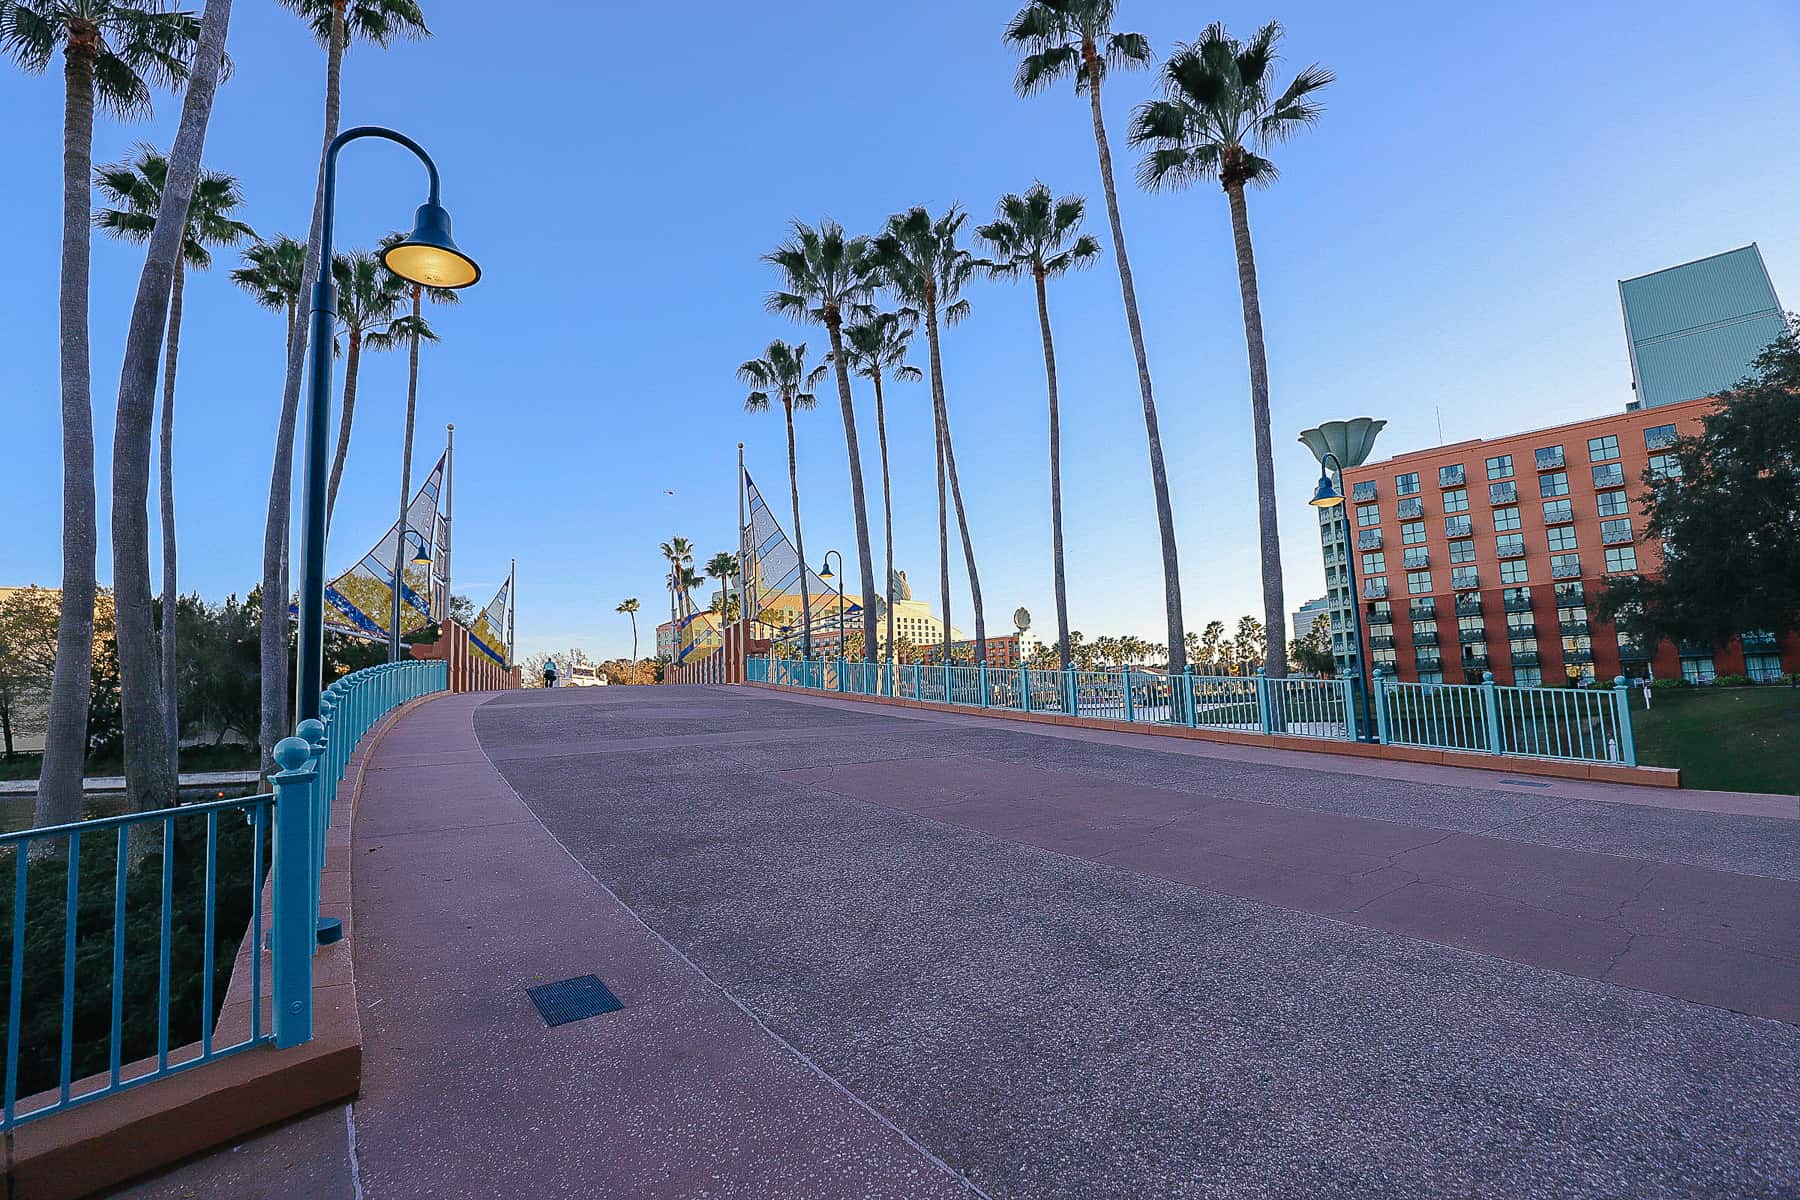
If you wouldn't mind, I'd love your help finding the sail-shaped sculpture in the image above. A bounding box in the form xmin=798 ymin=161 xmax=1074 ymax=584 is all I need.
xmin=317 ymin=453 xmax=447 ymax=642
xmin=469 ymin=575 xmax=511 ymax=667
xmin=739 ymin=468 xmax=859 ymax=644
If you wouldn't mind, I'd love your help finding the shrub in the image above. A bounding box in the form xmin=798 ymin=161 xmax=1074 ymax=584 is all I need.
xmin=1651 ymin=678 xmax=1687 ymax=691
xmin=1715 ymin=674 xmax=1753 ymax=688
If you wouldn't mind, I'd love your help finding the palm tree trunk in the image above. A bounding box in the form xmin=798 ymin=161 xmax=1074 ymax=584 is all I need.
xmin=872 ymin=370 xmax=895 ymax=663
xmin=1083 ymin=45 xmax=1185 ymax=673
xmin=325 ymin=329 xmax=361 ymax=530
xmin=36 ymin=41 xmax=100 ymax=829
xmin=1034 ymin=269 xmax=1071 ymax=671
xmin=926 ymin=319 xmax=951 ymax=666
xmin=260 ymin=0 xmax=344 ymax=780
xmin=389 ymin=286 xmax=422 ymax=662
xmin=824 ymin=316 xmax=879 ymax=663
xmin=925 ymin=303 xmax=985 ymax=662
xmin=629 ymin=613 xmax=638 ymax=665
xmin=159 ymin=255 xmax=185 ymax=766
xmin=785 ymin=401 xmax=811 ymax=659
xmin=110 ymin=0 xmax=235 ymax=815
xmin=1225 ymin=182 xmax=1287 ymax=678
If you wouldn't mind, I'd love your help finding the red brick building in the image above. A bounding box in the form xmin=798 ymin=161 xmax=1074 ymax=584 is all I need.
xmin=1339 ymin=395 xmax=1798 ymax=686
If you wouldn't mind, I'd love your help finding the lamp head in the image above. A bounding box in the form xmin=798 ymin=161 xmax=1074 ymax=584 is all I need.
xmin=819 ymin=562 xmax=834 ymax=581
xmin=410 ymin=532 xmax=432 ymax=564
xmin=382 ymin=201 xmax=480 ymax=289
xmin=1309 ymin=470 xmax=1344 ymax=508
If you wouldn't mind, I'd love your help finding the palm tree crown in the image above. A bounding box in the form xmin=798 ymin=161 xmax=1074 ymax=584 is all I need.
xmin=1003 ymin=0 xmax=1151 ymax=96
xmin=231 ymin=235 xmax=306 ymax=334
xmin=276 ymin=0 xmax=426 ymax=47
xmin=94 ymin=145 xmax=254 ymax=264
xmin=1 ymin=0 xmax=204 ymax=115
xmin=841 ymin=312 xmax=922 ymax=386
xmin=976 ymin=183 xmax=1101 ymax=281
xmin=764 ymin=219 xmax=879 ymax=329
xmin=1128 ymin=21 xmax=1333 ymax=192
xmin=872 ymin=206 xmax=977 ymax=323
xmin=739 ymin=340 xmax=826 ymax=416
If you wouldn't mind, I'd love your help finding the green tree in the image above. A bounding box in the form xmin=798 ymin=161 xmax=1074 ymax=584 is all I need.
xmin=1004 ymin=0 xmax=1187 ymax=673
xmin=2 ymin=0 xmax=204 ymax=825
xmin=739 ymin=341 xmax=826 ymax=658
xmin=615 ymin=598 xmax=640 ymax=667
xmin=872 ymin=206 xmax=987 ymax=665
xmin=95 ymin=147 xmax=253 ymax=772
xmin=1130 ymin=21 xmax=1333 ymax=678
xmin=260 ymin=0 xmax=428 ymax=780
xmin=765 ymin=220 xmax=882 ymax=663
xmin=1233 ymin=614 xmax=1265 ymax=675
xmin=230 ymin=235 xmax=305 ymax=351
xmin=104 ymin=0 xmax=234 ymax=815
xmin=977 ymin=183 xmax=1100 ymax=670
xmin=704 ymin=552 xmax=738 ymax=618
xmin=0 ymin=587 xmax=61 ymax=759
xmin=1597 ymin=329 xmax=1800 ymax=648
xmin=1291 ymin=611 xmax=1335 ymax=675
xmin=659 ymin=537 xmax=694 ymax=649
xmin=323 ymin=248 xmax=426 ymax=528
xmin=840 ymin=312 xmax=922 ymax=662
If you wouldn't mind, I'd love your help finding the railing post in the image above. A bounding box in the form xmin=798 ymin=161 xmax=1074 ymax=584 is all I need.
xmin=1613 ymin=675 xmax=1637 ymax=766
xmin=1184 ymin=665 xmax=1198 ymax=728
xmin=270 ymin=736 xmax=317 ymax=1048
xmin=1122 ymin=667 xmax=1135 ymax=723
xmin=1481 ymin=671 xmax=1503 ymax=754
xmin=1020 ymin=663 xmax=1031 ymax=713
xmin=1372 ymin=669 xmax=1391 ymax=744
xmin=944 ymin=661 xmax=951 ymax=705
xmin=1340 ymin=669 xmax=1358 ymax=741
xmin=1065 ymin=664 xmax=1076 ymax=717
xmin=837 ymin=654 xmax=845 ymax=693
xmin=1254 ymin=667 xmax=1272 ymax=734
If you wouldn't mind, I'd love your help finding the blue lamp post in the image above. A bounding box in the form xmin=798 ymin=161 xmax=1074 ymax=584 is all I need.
xmin=1309 ymin=452 xmax=1372 ymax=741
xmin=295 ymin=126 xmax=479 ymax=723
xmin=819 ymin=550 xmax=845 ymax=690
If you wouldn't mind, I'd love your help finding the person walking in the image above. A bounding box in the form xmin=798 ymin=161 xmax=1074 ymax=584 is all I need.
xmin=542 ymin=658 xmax=558 ymax=689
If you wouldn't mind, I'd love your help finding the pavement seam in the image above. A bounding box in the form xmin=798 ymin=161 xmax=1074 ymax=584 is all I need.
xmin=345 ymin=1104 xmax=364 ymax=1200
xmin=465 ymin=695 xmax=995 ymax=1200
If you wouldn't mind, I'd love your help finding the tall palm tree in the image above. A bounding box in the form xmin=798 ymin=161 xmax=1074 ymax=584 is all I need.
xmin=260 ymin=0 xmax=427 ymax=780
xmin=377 ymin=229 xmax=458 ymax=660
xmin=3 ymin=0 xmax=203 ymax=827
xmin=840 ymin=312 xmax=921 ymax=662
xmin=1130 ymin=22 xmax=1332 ymax=678
xmin=739 ymin=340 xmax=825 ymax=658
xmin=678 ymin=567 xmax=704 ymax=621
xmin=764 ymin=220 xmax=882 ymax=663
xmin=1004 ymin=0 xmax=1187 ymax=674
xmin=976 ymin=183 xmax=1100 ymax=671
xmin=872 ymin=206 xmax=986 ymax=666
xmin=322 ymin=247 xmax=421 ymax=529
xmin=659 ymin=536 xmax=693 ymax=657
xmin=615 ymin=598 xmax=640 ymax=673
xmin=231 ymin=235 xmax=305 ymax=353
xmin=96 ymin=148 xmax=253 ymax=769
xmin=704 ymin=551 xmax=737 ymax=618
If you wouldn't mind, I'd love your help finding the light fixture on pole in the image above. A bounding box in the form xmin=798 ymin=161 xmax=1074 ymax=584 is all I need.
xmin=820 ymin=550 xmax=844 ymax=662
xmin=1310 ymin=451 xmax=1369 ymax=741
xmin=296 ymin=126 xmax=479 ymax=724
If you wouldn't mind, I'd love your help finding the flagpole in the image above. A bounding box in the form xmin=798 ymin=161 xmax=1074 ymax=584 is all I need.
xmin=507 ymin=557 xmax=516 ymax=670
xmin=443 ymin=423 xmax=454 ymax=623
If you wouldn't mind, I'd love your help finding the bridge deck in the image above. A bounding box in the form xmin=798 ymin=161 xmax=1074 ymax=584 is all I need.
xmin=125 ymin=684 xmax=1799 ymax=1199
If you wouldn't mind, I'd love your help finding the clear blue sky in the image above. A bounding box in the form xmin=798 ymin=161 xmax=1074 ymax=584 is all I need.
xmin=3 ymin=0 xmax=1797 ymax=661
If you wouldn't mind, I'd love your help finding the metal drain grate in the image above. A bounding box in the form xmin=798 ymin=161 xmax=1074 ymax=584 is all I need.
xmin=1499 ymin=779 xmax=1554 ymax=788
xmin=526 ymin=975 xmax=623 ymax=1026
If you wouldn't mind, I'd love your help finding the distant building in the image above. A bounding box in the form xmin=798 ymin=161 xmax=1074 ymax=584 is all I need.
xmin=1291 ymin=596 xmax=1330 ymax=645
xmin=1619 ymin=244 xmax=1786 ymax=410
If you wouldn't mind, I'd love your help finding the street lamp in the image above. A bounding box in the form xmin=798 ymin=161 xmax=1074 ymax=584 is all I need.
xmin=296 ymin=126 xmax=479 ymax=724
xmin=1309 ymin=452 xmax=1371 ymax=741
xmin=819 ymin=550 xmax=845 ymax=660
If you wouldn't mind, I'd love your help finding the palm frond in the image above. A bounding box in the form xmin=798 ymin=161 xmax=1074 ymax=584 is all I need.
xmin=1012 ymin=44 xmax=1080 ymax=96
xmin=0 ymin=1 xmax=59 ymax=73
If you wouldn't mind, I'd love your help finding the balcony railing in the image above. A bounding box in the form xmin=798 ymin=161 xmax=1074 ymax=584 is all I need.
xmin=1444 ymin=516 xmax=1472 ymax=539
xmin=1592 ymin=463 xmax=1625 ymax=488
xmin=1403 ymin=550 xmax=1430 ymax=570
xmin=1535 ymin=447 xmax=1565 ymax=470
xmin=1559 ymin=620 xmax=1590 ymax=637
xmin=1414 ymin=655 xmax=1443 ymax=671
xmin=1361 ymin=578 xmax=1389 ymax=599
xmin=1503 ymin=592 xmax=1534 ymax=613
xmin=1451 ymin=568 xmax=1480 ymax=591
xmin=1510 ymin=649 xmax=1540 ymax=667
xmin=1644 ymin=426 xmax=1678 ymax=451
xmin=1396 ymin=496 xmax=1424 ymax=520
xmin=1601 ymin=523 xmax=1634 ymax=546
xmin=1438 ymin=464 xmax=1466 ymax=487
xmin=1412 ymin=631 xmax=1440 ymax=648
xmin=1371 ymin=635 xmax=1395 ymax=650
xmin=1351 ymin=479 xmax=1377 ymax=502
xmin=1462 ymin=654 xmax=1490 ymax=671
xmin=1496 ymin=539 xmax=1526 ymax=559
xmin=1488 ymin=481 xmax=1517 ymax=504
xmin=1551 ymin=559 xmax=1582 ymax=580
xmin=1553 ymin=583 xmax=1584 ymax=605
xmin=1458 ymin=627 xmax=1486 ymax=644
xmin=1678 ymin=641 xmax=1712 ymax=657
xmin=1358 ymin=529 xmax=1383 ymax=550
xmin=1617 ymin=641 xmax=1652 ymax=661
xmin=1455 ymin=595 xmax=1482 ymax=616
xmin=1409 ymin=600 xmax=1437 ymax=620
xmin=1565 ymin=649 xmax=1595 ymax=665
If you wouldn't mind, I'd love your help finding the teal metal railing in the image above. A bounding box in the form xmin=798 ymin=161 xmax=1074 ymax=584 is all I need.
xmin=749 ymin=655 xmax=1637 ymax=767
xmin=0 ymin=659 xmax=446 ymax=1131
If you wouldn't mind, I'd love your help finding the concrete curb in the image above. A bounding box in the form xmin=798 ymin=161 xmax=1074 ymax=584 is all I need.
xmin=5 ymin=691 xmax=453 ymax=1200
xmin=744 ymin=681 xmax=1682 ymax=788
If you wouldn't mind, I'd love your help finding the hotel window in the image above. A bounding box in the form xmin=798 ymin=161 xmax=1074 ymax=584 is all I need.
xmin=1401 ymin=521 xmax=1426 ymax=545
xmin=1592 ymin=462 xmax=1625 ymax=488
xmin=1458 ymin=615 xmax=1485 ymax=638
xmin=1402 ymin=546 xmax=1429 ymax=570
xmin=1444 ymin=515 xmax=1472 ymax=539
xmin=1362 ymin=551 xmax=1385 ymax=575
xmin=1495 ymin=533 xmax=1525 ymax=559
xmin=1407 ymin=570 xmax=1433 ymax=595
xmin=1550 ymin=552 xmax=1581 ymax=579
xmin=1488 ymin=480 xmax=1517 ymax=505
xmin=1493 ymin=506 xmax=1521 ymax=532
xmin=1500 ymin=559 xmax=1529 ymax=584
xmin=1597 ymin=489 xmax=1629 ymax=517
xmin=1546 ymin=526 xmax=1578 ymax=552
xmin=1542 ymin=499 xmax=1574 ymax=524
xmin=1513 ymin=667 xmax=1543 ymax=687
xmin=1599 ymin=518 xmax=1633 ymax=545
xmin=1604 ymin=545 xmax=1638 ymax=573
xmin=1351 ymin=479 xmax=1378 ymax=502
xmin=1356 ymin=502 xmax=1380 ymax=527
xmin=1396 ymin=496 xmax=1425 ymax=520
xmin=1681 ymin=657 xmax=1717 ymax=685
xmin=1443 ymin=488 xmax=1469 ymax=514
xmin=1449 ymin=539 xmax=1476 ymax=564
xmin=1395 ymin=472 xmax=1420 ymax=496
xmin=1540 ymin=471 xmax=1569 ymax=498
xmin=1451 ymin=566 xmax=1480 ymax=591
xmin=1507 ymin=614 xmax=1537 ymax=638
xmin=1535 ymin=445 xmax=1565 ymax=470
xmin=1587 ymin=434 xmax=1619 ymax=462
xmin=1486 ymin=454 xmax=1513 ymax=480
xmin=1644 ymin=423 xmax=1678 ymax=450
xmin=1418 ymin=670 xmax=1444 ymax=685
xmin=1746 ymin=655 xmax=1784 ymax=683
xmin=1649 ymin=453 xmax=1682 ymax=481
xmin=1438 ymin=464 xmax=1466 ymax=488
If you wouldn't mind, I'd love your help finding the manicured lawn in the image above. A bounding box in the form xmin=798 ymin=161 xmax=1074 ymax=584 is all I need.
xmin=0 ymin=744 xmax=260 ymax=782
xmin=1631 ymin=686 xmax=1800 ymax=795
